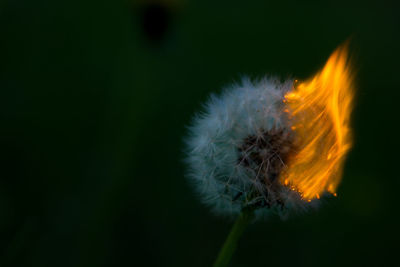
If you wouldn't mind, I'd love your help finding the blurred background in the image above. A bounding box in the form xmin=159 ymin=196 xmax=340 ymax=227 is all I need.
xmin=0 ymin=0 xmax=399 ymax=266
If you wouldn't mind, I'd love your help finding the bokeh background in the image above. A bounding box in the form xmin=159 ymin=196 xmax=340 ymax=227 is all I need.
xmin=1 ymin=0 xmax=399 ymax=266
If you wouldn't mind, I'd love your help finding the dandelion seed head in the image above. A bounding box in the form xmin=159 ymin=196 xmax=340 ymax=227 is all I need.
xmin=184 ymin=77 xmax=319 ymax=219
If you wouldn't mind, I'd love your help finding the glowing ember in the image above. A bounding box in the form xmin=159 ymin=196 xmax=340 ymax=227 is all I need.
xmin=282 ymin=43 xmax=354 ymax=201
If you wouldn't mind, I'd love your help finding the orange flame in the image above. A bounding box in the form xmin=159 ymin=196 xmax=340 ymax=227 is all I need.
xmin=282 ymin=43 xmax=354 ymax=201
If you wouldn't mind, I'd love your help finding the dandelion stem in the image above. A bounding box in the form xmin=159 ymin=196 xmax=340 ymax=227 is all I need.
xmin=213 ymin=208 xmax=254 ymax=267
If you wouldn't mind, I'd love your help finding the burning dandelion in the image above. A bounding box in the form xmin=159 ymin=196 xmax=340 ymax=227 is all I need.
xmin=185 ymin=43 xmax=354 ymax=220
xmin=185 ymin=43 xmax=354 ymax=266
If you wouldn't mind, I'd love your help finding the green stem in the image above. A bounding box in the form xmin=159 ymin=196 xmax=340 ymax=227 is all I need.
xmin=213 ymin=209 xmax=254 ymax=267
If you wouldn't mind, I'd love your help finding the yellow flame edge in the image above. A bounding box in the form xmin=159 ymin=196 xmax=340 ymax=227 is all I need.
xmin=281 ymin=43 xmax=354 ymax=201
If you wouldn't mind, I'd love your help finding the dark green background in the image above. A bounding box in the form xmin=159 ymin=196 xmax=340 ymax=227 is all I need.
xmin=1 ymin=0 xmax=399 ymax=266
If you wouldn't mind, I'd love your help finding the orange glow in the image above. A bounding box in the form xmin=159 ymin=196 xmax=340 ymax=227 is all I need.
xmin=281 ymin=43 xmax=354 ymax=201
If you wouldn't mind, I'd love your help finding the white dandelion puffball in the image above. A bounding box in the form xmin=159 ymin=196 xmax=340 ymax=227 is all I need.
xmin=185 ymin=45 xmax=354 ymax=220
xmin=185 ymin=77 xmax=316 ymax=219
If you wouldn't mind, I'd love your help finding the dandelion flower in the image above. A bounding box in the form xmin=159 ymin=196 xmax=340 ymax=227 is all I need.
xmin=185 ymin=77 xmax=305 ymax=219
xmin=185 ymin=43 xmax=354 ymax=267
xmin=185 ymin=44 xmax=353 ymax=219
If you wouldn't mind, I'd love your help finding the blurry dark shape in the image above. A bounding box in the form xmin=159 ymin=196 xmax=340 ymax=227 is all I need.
xmin=138 ymin=2 xmax=170 ymax=43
